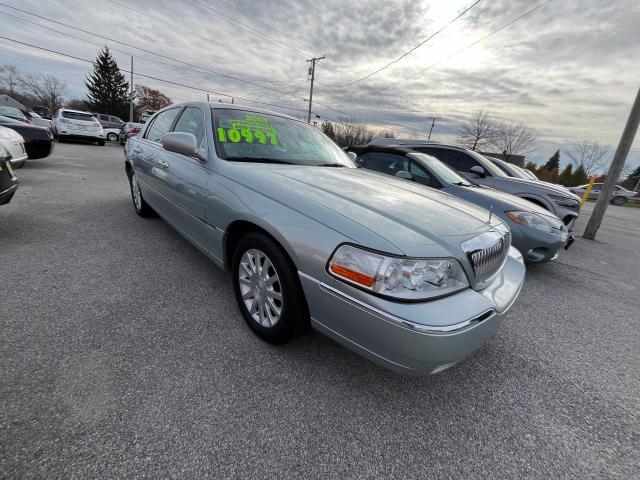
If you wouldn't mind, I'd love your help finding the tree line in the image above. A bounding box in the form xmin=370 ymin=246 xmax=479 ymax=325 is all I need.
xmin=0 ymin=47 xmax=172 ymax=117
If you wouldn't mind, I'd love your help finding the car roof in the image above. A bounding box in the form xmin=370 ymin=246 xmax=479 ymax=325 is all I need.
xmin=367 ymin=138 xmax=441 ymax=146
xmin=61 ymin=109 xmax=93 ymax=114
xmin=347 ymin=144 xmax=416 ymax=156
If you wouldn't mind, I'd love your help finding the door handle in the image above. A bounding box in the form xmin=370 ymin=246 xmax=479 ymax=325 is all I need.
xmin=132 ymin=147 xmax=141 ymax=154
xmin=158 ymin=159 xmax=169 ymax=168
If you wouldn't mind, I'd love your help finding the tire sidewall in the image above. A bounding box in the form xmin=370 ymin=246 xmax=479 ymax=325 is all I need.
xmin=231 ymin=233 xmax=307 ymax=344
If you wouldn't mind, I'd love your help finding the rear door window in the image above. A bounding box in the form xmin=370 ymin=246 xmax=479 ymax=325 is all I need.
xmin=99 ymin=115 xmax=110 ymax=121
xmin=358 ymin=152 xmax=408 ymax=175
xmin=144 ymin=109 xmax=180 ymax=143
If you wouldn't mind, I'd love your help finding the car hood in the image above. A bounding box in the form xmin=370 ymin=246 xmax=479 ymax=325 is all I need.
xmin=498 ymin=176 xmax=580 ymax=200
xmin=227 ymin=164 xmax=502 ymax=257
xmin=448 ymin=184 xmax=556 ymax=217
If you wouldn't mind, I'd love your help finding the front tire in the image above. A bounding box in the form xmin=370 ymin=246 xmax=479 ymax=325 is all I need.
xmin=127 ymin=170 xmax=153 ymax=217
xmin=232 ymin=233 xmax=309 ymax=344
xmin=107 ymin=133 xmax=118 ymax=142
xmin=611 ymin=196 xmax=626 ymax=206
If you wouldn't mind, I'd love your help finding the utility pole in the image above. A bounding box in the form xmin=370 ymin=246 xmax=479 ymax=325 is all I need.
xmin=206 ymin=93 xmax=210 ymax=102
xmin=129 ymin=56 xmax=134 ymax=123
xmin=306 ymin=55 xmax=325 ymax=123
xmin=583 ymin=86 xmax=640 ymax=239
xmin=428 ymin=116 xmax=436 ymax=140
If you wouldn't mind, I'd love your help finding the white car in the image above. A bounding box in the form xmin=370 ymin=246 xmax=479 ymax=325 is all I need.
xmin=104 ymin=128 xmax=121 ymax=142
xmin=0 ymin=125 xmax=28 ymax=168
xmin=569 ymin=183 xmax=636 ymax=206
xmin=52 ymin=109 xmax=105 ymax=145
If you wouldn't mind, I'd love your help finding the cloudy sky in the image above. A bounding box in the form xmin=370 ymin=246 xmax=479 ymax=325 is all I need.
xmin=1 ymin=0 xmax=639 ymax=169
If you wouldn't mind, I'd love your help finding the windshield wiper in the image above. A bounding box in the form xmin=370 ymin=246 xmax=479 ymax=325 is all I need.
xmin=226 ymin=157 xmax=294 ymax=165
xmin=453 ymin=181 xmax=474 ymax=187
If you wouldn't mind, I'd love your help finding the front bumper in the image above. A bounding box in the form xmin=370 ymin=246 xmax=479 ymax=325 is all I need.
xmin=300 ymin=247 xmax=526 ymax=375
xmin=509 ymin=221 xmax=567 ymax=263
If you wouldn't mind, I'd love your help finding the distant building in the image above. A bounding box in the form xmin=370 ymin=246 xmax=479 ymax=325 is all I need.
xmin=0 ymin=95 xmax=26 ymax=110
xmin=480 ymin=151 xmax=526 ymax=167
xmin=136 ymin=105 xmax=156 ymax=123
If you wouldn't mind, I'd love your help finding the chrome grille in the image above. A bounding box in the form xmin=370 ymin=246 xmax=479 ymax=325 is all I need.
xmin=461 ymin=229 xmax=510 ymax=283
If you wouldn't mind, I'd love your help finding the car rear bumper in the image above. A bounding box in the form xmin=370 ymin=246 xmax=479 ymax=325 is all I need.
xmin=58 ymin=131 xmax=104 ymax=141
xmin=300 ymin=247 xmax=526 ymax=375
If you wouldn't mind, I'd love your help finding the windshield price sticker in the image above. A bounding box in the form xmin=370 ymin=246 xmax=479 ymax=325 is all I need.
xmin=218 ymin=114 xmax=279 ymax=145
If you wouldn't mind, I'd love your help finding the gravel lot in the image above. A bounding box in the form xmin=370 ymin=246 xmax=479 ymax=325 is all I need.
xmin=1 ymin=142 xmax=638 ymax=479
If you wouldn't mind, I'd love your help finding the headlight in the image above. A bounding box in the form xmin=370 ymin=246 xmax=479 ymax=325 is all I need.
xmin=327 ymin=244 xmax=469 ymax=300
xmin=549 ymin=194 xmax=580 ymax=208
xmin=505 ymin=211 xmax=563 ymax=233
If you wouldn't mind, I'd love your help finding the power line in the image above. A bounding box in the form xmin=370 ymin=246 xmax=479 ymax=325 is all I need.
xmin=0 ymin=2 xmax=306 ymax=100
xmin=396 ymin=0 xmax=553 ymax=87
xmin=0 ymin=35 xmax=415 ymax=135
xmin=321 ymin=0 xmax=482 ymax=87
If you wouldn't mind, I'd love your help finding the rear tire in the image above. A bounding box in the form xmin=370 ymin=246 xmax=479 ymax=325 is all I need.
xmin=127 ymin=170 xmax=154 ymax=217
xmin=231 ymin=232 xmax=309 ymax=344
xmin=107 ymin=133 xmax=118 ymax=142
xmin=611 ymin=196 xmax=626 ymax=206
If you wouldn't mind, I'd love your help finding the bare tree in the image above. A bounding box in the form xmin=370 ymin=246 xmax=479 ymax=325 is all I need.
xmin=565 ymin=141 xmax=611 ymax=177
xmin=457 ymin=109 xmax=495 ymax=151
xmin=487 ymin=121 xmax=537 ymax=163
xmin=19 ymin=73 xmax=67 ymax=113
xmin=377 ymin=129 xmax=396 ymax=139
xmin=331 ymin=118 xmax=377 ymax=147
xmin=0 ymin=64 xmax=21 ymax=96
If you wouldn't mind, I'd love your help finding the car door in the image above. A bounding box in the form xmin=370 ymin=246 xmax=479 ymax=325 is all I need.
xmin=153 ymin=106 xmax=214 ymax=252
xmin=134 ymin=107 xmax=181 ymax=213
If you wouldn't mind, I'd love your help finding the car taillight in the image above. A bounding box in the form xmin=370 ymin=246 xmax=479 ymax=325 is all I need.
xmin=130 ymin=128 xmax=137 ymax=136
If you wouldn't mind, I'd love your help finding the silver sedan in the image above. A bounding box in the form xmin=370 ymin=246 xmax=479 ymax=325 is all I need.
xmin=124 ymin=102 xmax=525 ymax=375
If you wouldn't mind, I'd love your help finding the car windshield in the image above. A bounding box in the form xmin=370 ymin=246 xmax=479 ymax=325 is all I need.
xmin=62 ymin=111 xmax=95 ymax=121
xmin=213 ymin=108 xmax=355 ymax=167
xmin=494 ymin=158 xmax=529 ymax=179
xmin=0 ymin=106 xmax=24 ymax=119
xmin=412 ymin=153 xmax=471 ymax=185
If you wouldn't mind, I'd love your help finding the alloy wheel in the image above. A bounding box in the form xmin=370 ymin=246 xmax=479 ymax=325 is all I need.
xmin=238 ymin=249 xmax=283 ymax=327
xmin=131 ymin=173 xmax=142 ymax=211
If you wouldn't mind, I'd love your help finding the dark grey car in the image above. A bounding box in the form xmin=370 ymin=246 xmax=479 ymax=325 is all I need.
xmin=119 ymin=122 xmax=143 ymax=145
xmin=349 ymin=145 xmax=569 ymax=263
xmin=370 ymin=140 xmax=582 ymax=233
xmin=124 ymin=102 xmax=526 ymax=375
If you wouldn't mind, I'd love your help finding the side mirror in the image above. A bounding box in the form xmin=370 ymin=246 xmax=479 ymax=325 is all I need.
xmin=395 ymin=170 xmax=414 ymax=181
xmin=346 ymin=151 xmax=357 ymax=162
xmin=162 ymin=132 xmax=204 ymax=160
xmin=470 ymin=165 xmax=486 ymax=178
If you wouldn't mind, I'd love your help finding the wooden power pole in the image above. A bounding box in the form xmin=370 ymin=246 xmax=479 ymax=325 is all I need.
xmin=583 ymin=86 xmax=640 ymax=239
xmin=306 ymin=56 xmax=325 ymax=123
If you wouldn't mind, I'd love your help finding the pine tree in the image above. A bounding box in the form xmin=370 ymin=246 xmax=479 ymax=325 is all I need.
xmin=85 ymin=47 xmax=130 ymax=118
xmin=570 ymin=165 xmax=588 ymax=187
xmin=557 ymin=164 xmax=573 ymax=185
xmin=544 ymin=150 xmax=560 ymax=171
xmin=626 ymin=165 xmax=640 ymax=181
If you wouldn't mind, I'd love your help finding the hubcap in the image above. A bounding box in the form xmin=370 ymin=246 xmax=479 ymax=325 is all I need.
xmin=131 ymin=173 xmax=142 ymax=211
xmin=238 ymin=249 xmax=283 ymax=327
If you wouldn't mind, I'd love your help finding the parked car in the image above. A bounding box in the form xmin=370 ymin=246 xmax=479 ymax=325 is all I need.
xmin=124 ymin=103 xmax=526 ymax=375
xmin=486 ymin=156 xmax=536 ymax=180
xmin=92 ymin=113 xmax=125 ymax=129
xmin=370 ymin=140 xmax=582 ymax=232
xmin=569 ymin=183 xmax=636 ymax=206
xmin=32 ymin=105 xmax=51 ymax=119
xmin=349 ymin=145 xmax=570 ymax=263
xmin=52 ymin=109 xmax=105 ymax=145
xmin=104 ymin=128 xmax=121 ymax=142
xmin=0 ymin=143 xmax=19 ymax=205
xmin=118 ymin=122 xmax=143 ymax=145
xmin=0 ymin=125 xmax=28 ymax=169
xmin=23 ymin=111 xmax=52 ymax=130
xmin=0 ymin=106 xmax=30 ymax=123
xmin=0 ymin=115 xmax=53 ymax=160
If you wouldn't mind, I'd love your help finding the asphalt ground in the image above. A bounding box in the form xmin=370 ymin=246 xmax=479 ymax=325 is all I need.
xmin=1 ymin=142 xmax=638 ymax=479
